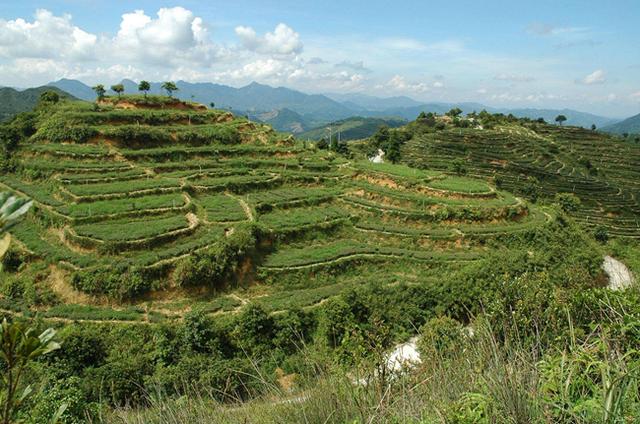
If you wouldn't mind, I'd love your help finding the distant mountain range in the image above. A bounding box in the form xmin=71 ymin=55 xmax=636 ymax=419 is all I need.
xmin=3 ymin=78 xmax=624 ymax=133
xmin=601 ymin=113 xmax=640 ymax=135
xmin=0 ymin=86 xmax=75 ymax=122
xmin=50 ymin=78 xmax=352 ymax=128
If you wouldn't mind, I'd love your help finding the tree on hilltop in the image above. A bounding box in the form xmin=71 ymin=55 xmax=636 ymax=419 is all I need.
xmin=92 ymin=84 xmax=106 ymax=100
xmin=162 ymin=82 xmax=178 ymax=98
xmin=110 ymin=84 xmax=124 ymax=98
xmin=446 ymin=107 xmax=463 ymax=118
xmin=417 ymin=111 xmax=436 ymax=127
xmin=138 ymin=80 xmax=151 ymax=97
xmin=555 ymin=115 xmax=567 ymax=126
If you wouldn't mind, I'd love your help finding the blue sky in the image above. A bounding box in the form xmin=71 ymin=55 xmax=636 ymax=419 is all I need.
xmin=0 ymin=0 xmax=638 ymax=117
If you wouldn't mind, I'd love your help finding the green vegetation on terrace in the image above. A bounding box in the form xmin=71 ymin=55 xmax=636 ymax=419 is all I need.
xmin=426 ymin=176 xmax=493 ymax=194
xmin=350 ymin=179 xmax=515 ymax=206
xmin=196 ymin=194 xmax=247 ymax=222
xmin=248 ymin=186 xmax=339 ymax=210
xmin=58 ymin=168 xmax=148 ymax=184
xmin=64 ymin=177 xmax=181 ymax=198
xmin=261 ymin=238 xmax=478 ymax=269
xmin=74 ymin=213 xmax=190 ymax=241
xmin=57 ymin=193 xmax=187 ymax=220
xmin=258 ymin=205 xmax=351 ymax=232
xmin=354 ymin=160 xmax=442 ymax=179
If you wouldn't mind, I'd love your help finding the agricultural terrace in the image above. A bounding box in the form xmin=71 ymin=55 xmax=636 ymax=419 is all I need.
xmin=399 ymin=121 xmax=640 ymax=238
xmin=0 ymin=96 xmax=552 ymax=323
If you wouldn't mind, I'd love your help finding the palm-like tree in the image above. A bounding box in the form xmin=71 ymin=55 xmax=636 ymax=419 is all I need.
xmin=92 ymin=84 xmax=106 ymax=100
xmin=0 ymin=319 xmax=60 ymax=424
xmin=138 ymin=80 xmax=151 ymax=98
xmin=0 ymin=192 xmax=62 ymax=424
xmin=110 ymin=84 xmax=125 ymax=98
xmin=0 ymin=192 xmax=33 ymax=259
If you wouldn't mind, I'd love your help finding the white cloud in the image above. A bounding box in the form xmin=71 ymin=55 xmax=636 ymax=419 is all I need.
xmin=235 ymin=23 xmax=302 ymax=55
xmin=527 ymin=23 xmax=588 ymax=37
xmin=379 ymin=37 xmax=426 ymax=51
xmin=378 ymin=37 xmax=463 ymax=55
xmin=112 ymin=7 xmax=225 ymax=66
xmin=0 ymin=9 xmax=97 ymax=60
xmin=476 ymin=88 xmax=488 ymax=95
xmin=432 ymin=81 xmax=444 ymax=88
xmin=494 ymin=73 xmax=535 ymax=83
xmin=527 ymin=23 xmax=598 ymax=48
xmin=580 ymin=69 xmax=606 ymax=85
xmin=335 ymin=60 xmax=370 ymax=72
xmin=631 ymin=91 xmax=640 ymax=100
xmin=383 ymin=75 xmax=429 ymax=93
xmin=307 ymin=57 xmax=327 ymax=65
xmin=0 ymin=7 xmax=226 ymax=79
xmin=490 ymin=92 xmax=559 ymax=103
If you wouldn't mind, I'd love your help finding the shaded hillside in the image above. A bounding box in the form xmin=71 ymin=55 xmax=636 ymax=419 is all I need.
xmin=0 ymin=86 xmax=75 ymax=122
xmin=299 ymin=116 xmax=407 ymax=141
xmin=602 ymin=113 xmax=640 ymax=135
xmin=254 ymin=108 xmax=310 ymax=133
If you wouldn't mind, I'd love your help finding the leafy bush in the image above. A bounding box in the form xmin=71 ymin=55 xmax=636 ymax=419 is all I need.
xmin=417 ymin=316 xmax=465 ymax=358
xmin=555 ymin=192 xmax=581 ymax=212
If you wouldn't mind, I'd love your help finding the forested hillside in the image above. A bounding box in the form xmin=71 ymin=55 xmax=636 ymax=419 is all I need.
xmin=0 ymin=86 xmax=74 ymax=122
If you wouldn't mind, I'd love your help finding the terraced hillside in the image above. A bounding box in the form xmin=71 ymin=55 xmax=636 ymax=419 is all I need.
xmin=398 ymin=120 xmax=640 ymax=238
xmin=0 ymin=96 xmax=554 ymax=322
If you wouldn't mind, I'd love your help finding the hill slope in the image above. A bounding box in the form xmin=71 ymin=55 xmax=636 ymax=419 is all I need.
xmin=0 ymin=86 xmax=75 ymax=122
xmin=0 ymin=95 xmax=552 ymax=322
xmin=253 ymin=108 xmax=311 ymax=133
xmin=298 ymin=116 xmax=407 ymax=141
xmin=602 ymin=113 xmax=640 ymax=135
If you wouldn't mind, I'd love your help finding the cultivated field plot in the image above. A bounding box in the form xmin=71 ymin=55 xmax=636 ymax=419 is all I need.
xmin=1 ymin=97 xmax=555 ymax=322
